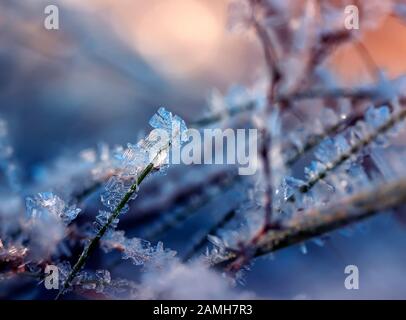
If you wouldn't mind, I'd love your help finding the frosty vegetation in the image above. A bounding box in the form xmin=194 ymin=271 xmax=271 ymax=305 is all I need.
xmin=2 ymin=0 xmax=406 ymax=299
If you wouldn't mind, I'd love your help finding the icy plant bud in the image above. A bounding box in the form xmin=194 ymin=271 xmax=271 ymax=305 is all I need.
xmin=100 ymin=108 xmax=188 ymax=216
xmin=149 ymin=107 xmax=187 ymax=141
xmin=146 ymin=107 xmax=188 ymax=166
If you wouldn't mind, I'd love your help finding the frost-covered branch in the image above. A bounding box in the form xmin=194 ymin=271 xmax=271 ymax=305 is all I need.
xmin=56 ymin=162 xmax=155 ymax=299
xmin=210 ymin=176 xmax=406 ymax=269
xmin=56 ymin=108 xmax=188 ymax=299
xmin=283 ymin=103 xmax=406 ymax=204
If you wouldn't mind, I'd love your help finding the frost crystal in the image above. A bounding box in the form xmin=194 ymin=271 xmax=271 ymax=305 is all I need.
xmin=99 ymin=108 xmax=188 ymax=223
xmin=207 ymin=235 xmax=227 ymax=254
xmin=149 ymin=107 xmax=188 ymax=144
xmin=57 ymin=262 xmax=131 ymax=297
xmin=314 ymin=138 xmax=339 ymax=165
xmin=300 ymin=243 xmax=308 ymax=255
xmin=101 ymin=176 xmax=136 ymax=212
xmin=94 ymin=210 xmax=119 ymax=232
xmin=26 ymin=192 xmax=80 ymax=225
xmin=101 ymin=230 xmax=177 ymax=267
xmin=282 ymin=177 xmax=306 ymax=201
xmin=149 ymin=107 xmax=173 ymax=132
xmin=305 ymin=161 xmax=327 ymax=180
xmin=365 ymin=106 xmax=391 ymax=129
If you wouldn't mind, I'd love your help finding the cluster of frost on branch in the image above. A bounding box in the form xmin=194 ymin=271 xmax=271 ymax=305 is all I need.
xmin=96 ymin=108 xmax=188 ymax=234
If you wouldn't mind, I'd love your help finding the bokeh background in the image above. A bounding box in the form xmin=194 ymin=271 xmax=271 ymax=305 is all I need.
xmin=2 ymin=0 xmax=406 ymax=299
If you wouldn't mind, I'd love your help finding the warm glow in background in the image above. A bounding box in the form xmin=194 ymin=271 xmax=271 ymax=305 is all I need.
xmin=64 ymin=0 xmax=406 ymax=87
xmin=64 ymin=0 xmax=260 ymax=90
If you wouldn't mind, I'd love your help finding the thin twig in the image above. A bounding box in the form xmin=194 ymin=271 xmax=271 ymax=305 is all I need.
xmin=143 ymin=173 xmax=241 ymax=241
xmin=191 ymin=102 xmax=256 ymax=128
xmin=295 ymin=30 xmax=351 ymax=92
xmin=249 ymin=0 xmax=280 ymax=229
xmin=285 ymin=110 xmax=364 ymax=166
xmin=73 ymin=181 xmax=103 ymax=203
xmin=183 ymin=209 xmax=237 ymax=262
xmin=286 ymin=106 xmax=406 ymax=203
xmin=211 ymin=177 xmax=406 ymax=269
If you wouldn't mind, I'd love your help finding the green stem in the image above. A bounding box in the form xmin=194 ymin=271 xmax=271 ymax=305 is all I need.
xmin=56 ymin=161 xmax=155 ymax=299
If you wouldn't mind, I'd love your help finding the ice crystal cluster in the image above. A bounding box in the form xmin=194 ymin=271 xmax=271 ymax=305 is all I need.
xmin=56 ymin=261 xmax=139 ymax=298
xmin=2 ymin=0 xmax=406 ymax=299
xmin=26 ymin=192 xmax=81 ymax=225
xmin=99 ymin=108 xmax=187 ymax=219
xmin=101 ymin=230 xmax=176 ymax=268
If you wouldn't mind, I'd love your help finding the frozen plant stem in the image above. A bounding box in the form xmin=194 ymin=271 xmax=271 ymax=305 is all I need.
xmin=191 ymin=101 xmax=256 ymax=127
xmin=144 ymin=173 xmax=241 ymax=241
xmin=73 ymin=181 xmax=103 ymax=203
xmin=212 ymin=177 xmax=406 ymax=269
xmin=56 ymin=161 xmax=156 ymax=299
xmin=183 ymin=209 xmax=237 ymax=262
xmin=249 ymin=0 xmax=281 ymax=228
xmin=285 ymin=107 xmax=366 ymax=166
xmin=287 ymin=106 xmax=406 ymax=203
